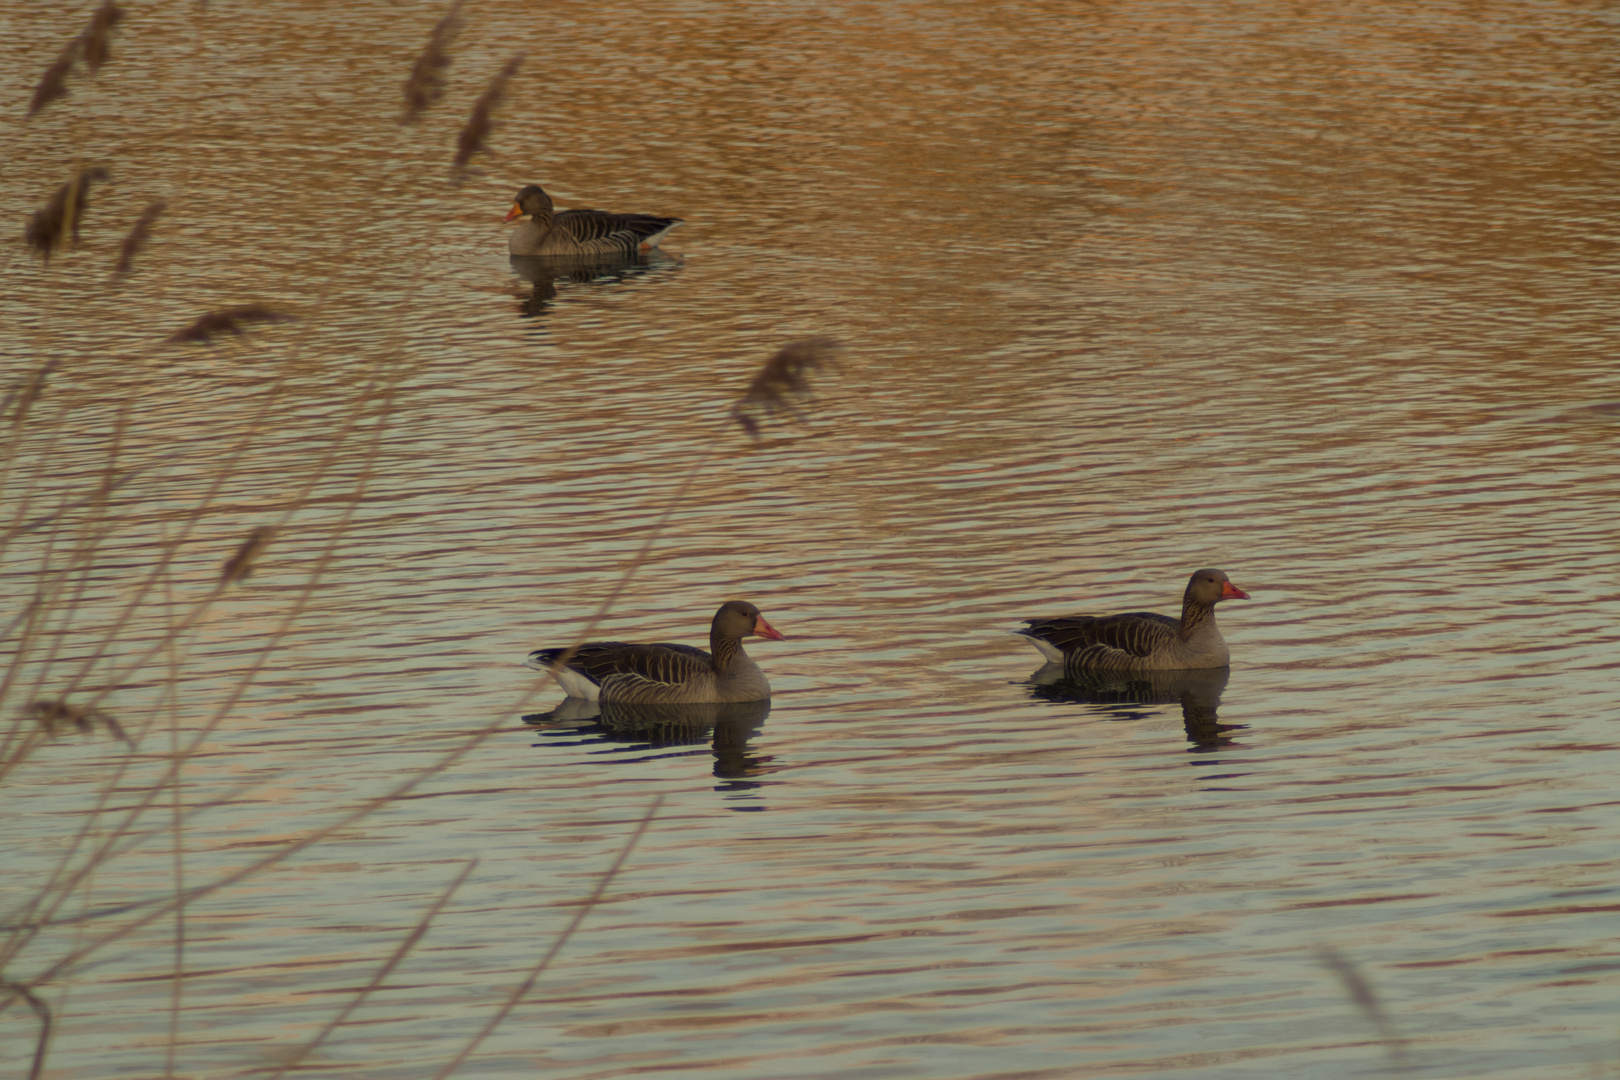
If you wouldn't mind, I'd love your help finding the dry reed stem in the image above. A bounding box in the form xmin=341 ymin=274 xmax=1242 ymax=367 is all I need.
xmin=267 ymin=860 xmax=478 ymax=1080
xmin=0 ymin=362 xmax=412 ymax=992
xmin=24 ymin=168 xmax=111 ymax=262
xmin=166 ymin=304 xmax=293 ymax=344
xmin=114 ymin=200 xmax=166 ymax=278
xmin=730 ymin=337 xmax=841 ymax=440
xmin=454 ymin=53 xmax=524 ymax=167
xmin=401 ymin=0 xmax=464 ymax=123
xmin=0 ymin=357 xmax=399 ymax=980
xmin=0 ymin=981 xmax=51 ymax=1080
xmin=430 ymin=797 xmax=663 ymax=1080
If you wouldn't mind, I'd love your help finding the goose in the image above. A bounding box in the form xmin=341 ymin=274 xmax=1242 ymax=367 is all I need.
xmin=1016 ymin=569 xmax=1250 ymax=671
xmin=525 ymin=600 xmax=784 ymax=704
xmin=504 ymin=184 xmax=682 ymax=257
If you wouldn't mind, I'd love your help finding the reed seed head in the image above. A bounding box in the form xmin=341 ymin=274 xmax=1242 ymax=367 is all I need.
xmin=222 ymin=525 xmax=275 ymax=584
xmin=28 ymin=43 xmax=79 ymax=117
xmin=27 ymin=699 xmax=129 ymax=743
xmin=730 ymin=337 xmax=841 ymax=440
xmin=114 ymin=199 xmax=166 ymax=277
xmin=25 ymin=2 xmax=125 ymax=116
xmin=24 ymin=166 xmax=110 ymax=262
xmin=167 ymin=304 xmax=293 ymax=344
xmin=453 ymin=53 xmax=524 ymax=167
xmin=402 ymin=0 xmax=464 ymax=124
xmin=80 ymin=1 xmax=126 ymax=74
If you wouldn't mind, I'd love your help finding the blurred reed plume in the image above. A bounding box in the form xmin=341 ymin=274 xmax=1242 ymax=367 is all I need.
xmin=24 ymin=700 xmax=128 ymax=744
xmin=221 ymin=526 xmax=275 ymax=584
xmin=730 ymin=336 xmax=841 ymax=440
xmin=167 ymin=304 xmax=293 ymax=344
xmin=114 ymin=200 xmax=166 ymax=277
xmin=29 ymin=44 xmax=78 ymax=117
xmin=27 ymin=1 xmax=125 ymax=116
xmin=1316 ymin=946 xmax=1410 ymax=1065
xmin=24 ymin=167 xmax=111 ymax=262
xmin=80 ymin=1 xmax=126 ymax=73
xmin=401 ymin=0 xmax=464 ymax=123
xmin=454 ymin=53 xmax=524 ymax=167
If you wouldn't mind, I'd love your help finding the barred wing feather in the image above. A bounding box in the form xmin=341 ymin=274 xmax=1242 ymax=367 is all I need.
xmin=1019 ymin=611 xmax=1178 ymax=667
xmin=555 ymin=209 xmax=682 ymax=257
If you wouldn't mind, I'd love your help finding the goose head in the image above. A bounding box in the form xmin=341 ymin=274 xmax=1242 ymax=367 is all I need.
xmin=715 ymin=600 xmax=785 ymax=642
xmin=504 ymin=184 xmax=554 ymax=224
xmin=1185 ymin=568 xmax=1250 ymax=606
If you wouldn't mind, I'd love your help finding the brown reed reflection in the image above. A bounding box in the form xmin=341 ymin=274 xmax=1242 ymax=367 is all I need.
xmin=1027 ymin=664 xmax=1242 ymax=750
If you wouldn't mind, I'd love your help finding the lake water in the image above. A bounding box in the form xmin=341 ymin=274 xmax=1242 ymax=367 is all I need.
xmin=3 ymin=0 xmax=1619 ymax=1077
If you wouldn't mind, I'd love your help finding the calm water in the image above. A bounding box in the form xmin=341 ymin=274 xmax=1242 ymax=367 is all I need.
xmin=3 ymin=1 xmax=1619 ymax=1077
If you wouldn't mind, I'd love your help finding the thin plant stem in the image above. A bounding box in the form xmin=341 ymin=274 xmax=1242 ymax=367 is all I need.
xmin=265 ymin=859 xmax=478 ymax=1080
xmin=1 ymin=981 xmax=51 ymax=1080
xmin=431 ymin=796 xmax=664 ymax=1080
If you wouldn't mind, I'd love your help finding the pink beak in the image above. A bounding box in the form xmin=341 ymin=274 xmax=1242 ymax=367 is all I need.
xmin=753 ymin=615 xmax=785 ymax=641
xmin=1221 ymin=581 xmax=1251 ymax=601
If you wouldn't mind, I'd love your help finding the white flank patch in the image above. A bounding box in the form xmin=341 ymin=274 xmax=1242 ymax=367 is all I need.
xmin=1019 ymin=633 xmax=1065 ymax=664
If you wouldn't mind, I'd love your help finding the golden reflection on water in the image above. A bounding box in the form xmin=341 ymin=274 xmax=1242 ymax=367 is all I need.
xmin=3 ymin=0 xmax=1619 ymax=1077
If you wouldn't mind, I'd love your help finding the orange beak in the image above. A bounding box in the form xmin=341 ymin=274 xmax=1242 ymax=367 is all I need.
xmin=752 ymin=615 xmax=785 ymax=641
xmin=502 ymin=202 xmax=525 ymax=223
xmin=1221 ymin=581 xmax=1251 ymax=601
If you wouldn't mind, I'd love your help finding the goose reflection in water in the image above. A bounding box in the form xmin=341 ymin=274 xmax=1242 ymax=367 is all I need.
xmin=1027 ymin=665 xmax=1243 ymax=751
xmin=523 ymin=698 xmax=776 ymax=798
xmin=509 ymin=252 xmax=682 ymax=318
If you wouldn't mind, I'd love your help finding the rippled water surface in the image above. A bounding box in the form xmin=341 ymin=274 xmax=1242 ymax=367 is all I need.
xmin=3 ymin=1 xmax=1619 ymax=1077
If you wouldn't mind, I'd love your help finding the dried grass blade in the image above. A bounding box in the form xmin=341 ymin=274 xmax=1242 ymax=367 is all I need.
xmin=453 ymin=53 xmax=524 ymax=167
xmin=402 ymin=0 xmax=464 ymax=123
